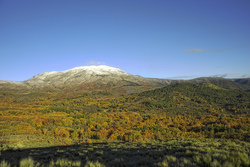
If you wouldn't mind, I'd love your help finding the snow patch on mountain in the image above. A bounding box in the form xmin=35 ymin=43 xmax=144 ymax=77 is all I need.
xmin=31 ymin=71 xmax=63 ymax=80
xmin=66 ymin=65 xmax=129 ymax=75
xmin=27 ymin=65 xmax=130 ymax=83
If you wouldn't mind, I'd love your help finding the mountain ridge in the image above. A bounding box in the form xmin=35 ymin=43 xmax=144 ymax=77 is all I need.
xmin=0 ymin=65 xmax=250 ymax=93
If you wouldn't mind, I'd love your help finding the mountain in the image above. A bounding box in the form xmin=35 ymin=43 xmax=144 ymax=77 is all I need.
xmin=0 ymin=65 xmax=250 ymax=93
xmin=0 ymin=65 xmax=171 ymax=93
xmin=233 ymin=78 xmax=250 ymax=87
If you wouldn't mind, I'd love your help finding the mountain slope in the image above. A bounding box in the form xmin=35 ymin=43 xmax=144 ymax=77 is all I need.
xmin=139 ymin=82 xmax=250 ymax=109
xmin=119 ymin=82 xmax=250 ymax=117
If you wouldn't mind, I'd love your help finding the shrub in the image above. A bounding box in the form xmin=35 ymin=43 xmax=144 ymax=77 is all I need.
xmin=232 ymin=152 xmax=250 ymax=166
xmin=164 ymin=155 xmax=176 ymax=163
xmin=0 ymin=160 xmax=10 ymax=167
xmin=20 ymin=157 xmax=37 ymax=167
xmin=210 ymin=160 xmax=221 ymax=167
xmin=156 ymin=160 xmax=168 ymax=167
xmin=182 ymin=158 xmax=192 ymax=165
xmin=202 ymin=153 xmax=212 ymax=165
xmin=49 ymin=159 xmax=81 ymax=167
xmin=84 ymin=160 xmax=105 ymax=167
xmin=87 ymin=147 xmax=94 ymax=151
xmin=222 ymin=161 xmax=234 ymax=167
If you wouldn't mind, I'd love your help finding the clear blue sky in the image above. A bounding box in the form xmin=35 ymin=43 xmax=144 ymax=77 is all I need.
xmin=1 ymin=0 xmax=250 ymax=81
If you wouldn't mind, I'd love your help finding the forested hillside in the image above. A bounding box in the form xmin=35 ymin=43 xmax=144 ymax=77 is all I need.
xmin=1 ymin=83 xmax=249 ymax=142
xmin=138 ymin=83 xmax=250 ymax=113
xmin=0 ymin=83 xmax=250 ymax=166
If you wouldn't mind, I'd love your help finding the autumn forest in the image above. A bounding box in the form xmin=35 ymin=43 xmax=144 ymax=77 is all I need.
xmin=0 ymin=83 xmax=250 ymax=167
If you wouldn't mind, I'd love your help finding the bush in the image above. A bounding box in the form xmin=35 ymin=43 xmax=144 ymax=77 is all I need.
xmin=193 ymin=155 xmax=201 ymax=164
xmin=84 ymin=160 xmax=105 ymax=167
xmin=0 ymin=160 xmax=10 ymax=167
xmin=225 ymin=152 xmax=250 ymax=167
xmin=164 ymin=155 xmax=176 ymax=163
xmin=20 ymin=157 xmax=38 ymax=167
xmin=210 ymin=160 xmax=221 ymax=167
xmin=156 ymin=160 xmax=169 ymax=167
xmin=222 ymin=161 xmax=234 ymax=167
xmin=202 ymin=153 xmax=212 ymax=165
xmin=49 ymin=159 xmax=81 ymax=167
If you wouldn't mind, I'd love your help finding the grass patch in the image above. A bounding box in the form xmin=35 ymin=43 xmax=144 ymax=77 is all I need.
xmin=0 ymin=138 xmax=250 ymax=167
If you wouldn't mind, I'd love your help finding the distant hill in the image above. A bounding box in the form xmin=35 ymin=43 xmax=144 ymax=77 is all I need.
xmin=0 ymin=65 xmax=250 ymax=93
xmin=188 ymin=77 xmax=250 ymax=91
xmin=233 ymin=78 xmax=250 ymax=87
xmin=135 ymin=82 xmax=250 ymax=115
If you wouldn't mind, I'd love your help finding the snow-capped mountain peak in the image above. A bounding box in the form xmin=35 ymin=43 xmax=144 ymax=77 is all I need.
xmin=66 ymin=65 xmax=129 ymax=75
xmin=25 ymin=65 xmax=131 ymax=87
